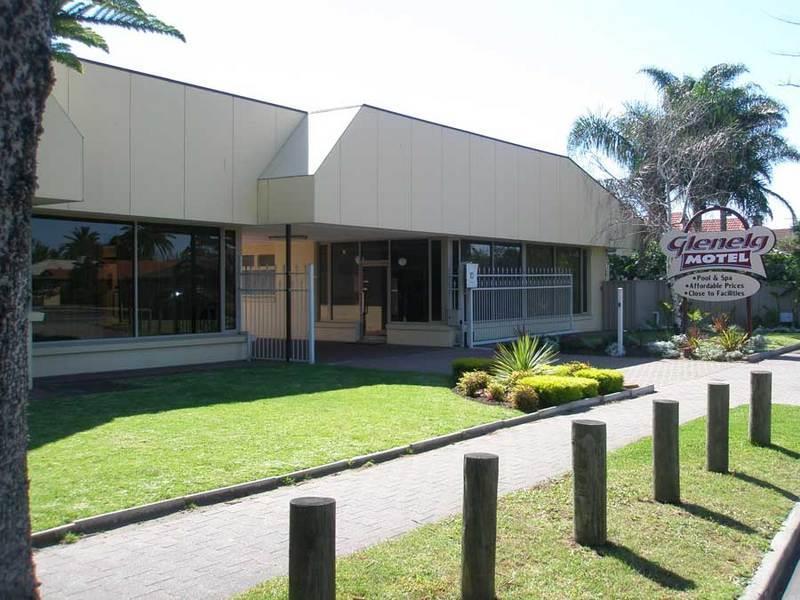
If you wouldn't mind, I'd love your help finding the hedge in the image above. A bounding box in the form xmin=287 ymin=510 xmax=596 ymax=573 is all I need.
xmin=573 ymin=368 xmax=625 ymax=395
xmin=518 ymin=375 xmax=599 ymax=407
xmin=451 ymin=357 xmax=494 ymax=383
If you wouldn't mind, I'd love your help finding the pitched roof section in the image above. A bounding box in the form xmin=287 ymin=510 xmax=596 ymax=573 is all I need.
xmin=671 ymin=212 xmax=746 ymax=231
xmin=260 ymin=106 xmax=360 ymax=179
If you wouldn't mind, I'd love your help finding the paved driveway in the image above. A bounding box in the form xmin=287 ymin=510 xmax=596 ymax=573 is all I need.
xmin=34 ymin=353 xmax=800 ymax=599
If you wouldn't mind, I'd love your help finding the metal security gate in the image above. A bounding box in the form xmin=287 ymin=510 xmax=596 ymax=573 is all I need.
xmin=241 ymin=264 xmax=315 ymax=362
xmin=464 ymin=268 xmax=573 ymax=347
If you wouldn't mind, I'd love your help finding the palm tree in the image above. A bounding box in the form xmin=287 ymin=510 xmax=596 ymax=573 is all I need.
xmin=62 ymin=225 xmax=101 ymax=259
xmin=569 ymin=63 xmax=798 ymax=236
xmin=0 ymin=3 xmax=183 ymax=596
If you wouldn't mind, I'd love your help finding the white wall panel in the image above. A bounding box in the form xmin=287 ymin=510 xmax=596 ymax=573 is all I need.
xmin=494 ymin=142 xmax=517 ymax=240
xmin=314 ymin=144 xmax=341 ymax=224
xmin=537 ymin=153 xmax=561 ymax=243
xmin=377 ymin=111 xmax=411 ymax=229
xmin=36 ymin=97 xmax=83 ymax=204
xmin=441 ymin=128 xmax=470 ymax=234
xmin=67 ymin=63 xmax=130 ymax=214
xmin=411 ymin=120 xmax=442 ymax=232
xmin=339 ymin=109 xmax=378 ymax=226
xmin=468 ymin=136 xmax=495 ymax=237
xmin=51 ymin=63 xmax=69 ymax=110
xmin=185 ymin=88 xmax=233 ymax=221
xmin=516 ymin=150 xmax=541 ymax=242
xmin=234 ymin=99 xmax=276 ymax=223
xmin=130 ymin=74 xmax=184 ymax=219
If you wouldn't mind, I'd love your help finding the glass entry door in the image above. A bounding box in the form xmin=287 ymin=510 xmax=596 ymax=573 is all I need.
xmin=360 ymin=263 xmax=388 ymax=338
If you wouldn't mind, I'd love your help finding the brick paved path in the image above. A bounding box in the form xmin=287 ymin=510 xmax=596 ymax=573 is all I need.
xmin=35 ymin=354 xmax=800 ymax=599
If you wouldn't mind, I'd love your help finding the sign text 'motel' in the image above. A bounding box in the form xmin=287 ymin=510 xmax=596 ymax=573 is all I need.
xmin=660 ymin=226 xmax=776 ymax=278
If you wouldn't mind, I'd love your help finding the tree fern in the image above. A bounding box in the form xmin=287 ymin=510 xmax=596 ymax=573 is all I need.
xmin=51 ymin=1 xmax=185 ymax=72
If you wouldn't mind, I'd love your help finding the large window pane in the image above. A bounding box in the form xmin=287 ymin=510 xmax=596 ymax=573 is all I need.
xmin=493 ymin=243 xmax=521 ymax=269
xmin=137 ymin=224 xmax=221 ymax=335
xmin=462 ymin=240 xmax=491 ymax=269
xmin=526 ymin=244 xmax=554 ymax=270
xmin=555 ymin=246 xmax=588 ymax=314
xmin=391 ymin=239 xmax=429 ymax=322
xmin=317 ymin=244 xmax=329 ymax=309
xmin=331 ymin=242 xmax=358 ymax=305
xmin=32 ymin=216 xmax=133 ymax=341
xmin=224 ymin=230 xmax=237 ymax=330
xmin=431 ymin=240 xmax=442 ymax=321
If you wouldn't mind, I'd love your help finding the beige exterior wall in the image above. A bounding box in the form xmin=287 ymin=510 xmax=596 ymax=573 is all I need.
xmin=36 ymin=61 xmax=306 ymax=225
xmin=262 ymin=106 xmax=633 ymax=249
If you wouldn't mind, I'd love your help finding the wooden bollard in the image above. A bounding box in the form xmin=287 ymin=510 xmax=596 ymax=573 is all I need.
xmin=461 ymin=452 xmax=499 ymax=600
xmin=653 ymin=399 xmax=680 ymax=504
xmin=572 ymin=419 xmax=607 ymax=546
xmin=750 ymin=370 xmax=772 ymax=446
xmin=289 ymin=497 xmax=336 ymax=600
xmin=707 ymin=383 xmax=730 ymax=473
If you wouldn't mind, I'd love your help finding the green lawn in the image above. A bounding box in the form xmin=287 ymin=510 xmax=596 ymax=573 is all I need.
xmin=28 ymin=364 xmax=516 ymax=532
xmin=241 ymin=405 xmax=800 ymax=599
xmin=763 ymin=332 xmax=800 ymax=349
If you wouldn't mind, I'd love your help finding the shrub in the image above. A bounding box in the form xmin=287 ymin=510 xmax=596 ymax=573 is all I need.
xmin=485 ymin=381 xmax=506 ymax=403
xmin=605 ymin=341 xmax=626 ymax=357
xmin=451 ymin=357 xmax=494 ymax=384
xmin=508 ymin=384 xmax=539 ymax=413
xmin=491 ymin=335 xmax=558 ymax=383
xmin=647 ymin=340 xmax=680 ymax=359
xmin=505 ymin=369 xmax=534 ymax=389
xmin=573 ymin=368 xmax=624 ymax=394
xmin=456 ymin=370 xmax=490 ymax=397
xmin=518 ymin=375 xmax=599 ymax=407
xmin=544 ymin=361 xmax=592 ymax=376
xmin=744 ymin=334 xmax=768 ymax=354
xmin=711 ymin=313 xmax=730 ymax=333
xmin=717 ymin=326 xmax=750 ymax=352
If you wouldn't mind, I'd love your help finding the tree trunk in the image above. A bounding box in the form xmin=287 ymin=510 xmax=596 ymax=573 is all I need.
xmin=0 ymin=1 xmax=53 ymax=597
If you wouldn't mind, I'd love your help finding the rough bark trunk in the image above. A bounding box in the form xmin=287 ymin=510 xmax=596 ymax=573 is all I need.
xmin=0 ymin=1 xmax=53 ymax=597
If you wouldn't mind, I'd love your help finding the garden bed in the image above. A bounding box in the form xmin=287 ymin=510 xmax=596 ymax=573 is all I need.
xmin=240 ymin=404 xmax=800 ymax=599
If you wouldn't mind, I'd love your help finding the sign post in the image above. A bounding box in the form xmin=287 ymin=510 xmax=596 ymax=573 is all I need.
xmin=660 ymin=207 xmax=775 ymax=334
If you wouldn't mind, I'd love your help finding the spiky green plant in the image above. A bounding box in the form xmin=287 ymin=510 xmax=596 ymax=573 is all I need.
xmin=718 ymin=326 xmax=750 ymax=352
xmin=51 ymin=1 xmax=185 ymax=71
xmin=491 ymin=335 xmax=559 ymax=384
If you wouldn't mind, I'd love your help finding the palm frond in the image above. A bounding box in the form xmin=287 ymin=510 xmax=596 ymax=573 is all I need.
xmin=764 ymin=187 xmax=798 ymax=224
xmin=640 ymin=67 xmax=678 ymax=91
xmin=50 ymin=41 xmax=84 ymax=71
xmin=52 ymin=18 xmax=109 ymax=51
xmin=58 ymin=1 xmax=185 ymax=41
xmin=568 ymin=113 xmax=637 ymax=169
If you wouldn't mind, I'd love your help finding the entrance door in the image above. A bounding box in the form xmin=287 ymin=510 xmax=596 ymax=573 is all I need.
xmin=360 ymin=264 xmax=387 ymax=339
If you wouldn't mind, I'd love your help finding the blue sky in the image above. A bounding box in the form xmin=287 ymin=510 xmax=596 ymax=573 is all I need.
xmin=74 ymin=0 xmax=800 ymax=227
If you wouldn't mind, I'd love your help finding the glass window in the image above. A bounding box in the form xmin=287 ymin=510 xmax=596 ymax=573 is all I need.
xmin=462 ymin=241 xmax=491 ymax=269
xmin=391 ymin=239 xmax=429 ymax=322
xmin=257 ymin=254 xmax=275 ymax=268
xmin=317 ymin=244 xmax=329 ymax=308
xmin=555 ymin=246 xmax=588 ymax=314
xmin=224 ymin=231 xmax=237 ymax=330
xmin=493 ymin=243 xmax=521 ymax=269
xmin=431 ymin=240 xmax=442 ymax=321
xmin=32 ymin=216 xmax=134 ymax=341
xmin=331 ymin=242 xmax=358 ymax=305
xmin=137 ymin=224 xmax=221 ymax=335
xmin=361 ymin=241 xmax=388 ymax=261
xmin=526 ymin=244 xmax=554 ymax=270
xmin=241 ymin=255 xmax=255 ymax=269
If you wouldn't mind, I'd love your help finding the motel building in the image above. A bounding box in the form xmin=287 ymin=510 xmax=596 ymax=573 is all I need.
xmin=31 ymin=60 xmax=633 ymax=377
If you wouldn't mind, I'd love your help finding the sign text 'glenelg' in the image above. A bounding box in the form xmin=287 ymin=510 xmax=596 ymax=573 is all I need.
xmin=660 ymin=226 xmax=776 ymax=278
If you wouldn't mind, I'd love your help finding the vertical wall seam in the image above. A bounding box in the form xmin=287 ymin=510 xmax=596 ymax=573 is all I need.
xmin=183 ymin=86 xmax=187 ymax=219
xmin=231 ymin=97 xmax=235 ymax=223
xmin=376 ymin=111 xmax=381 ymax=226
xmin=128 ymin=73 xmax=132 ymax=215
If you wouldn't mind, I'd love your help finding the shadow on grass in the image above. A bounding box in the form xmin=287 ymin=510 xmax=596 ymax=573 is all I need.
xmin=767 ymin=444 xmax=800 ymax=460
xmin=595 ymin=542 xmax=695 ymax=591
xmin=732 ymin=472 xmax=799 ymax=501
xmin=679 ymin=502 xmax=756 ymax=534
xmin=28 ymin=363 xmax=453 ymax=450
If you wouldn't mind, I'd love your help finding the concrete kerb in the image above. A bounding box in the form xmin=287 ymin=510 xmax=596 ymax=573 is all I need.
xmin=741 ymin=502 xmax=800 ymax=600
xmin=745 ymin=341 xmax=800 ymax=363
xmin=31 ymin=384 xmax=655 ymax=549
